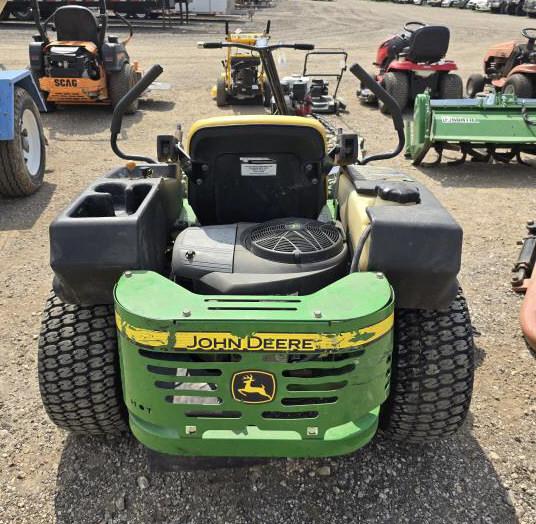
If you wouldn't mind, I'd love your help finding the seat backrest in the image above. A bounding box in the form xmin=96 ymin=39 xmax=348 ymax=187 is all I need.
xmin=186 ymin=116 xmax=327 ymax=225
xmin=406 ymin=26 xmax=450 ymax=64
xmin=54 ymin=6 xmax=100 ymax=46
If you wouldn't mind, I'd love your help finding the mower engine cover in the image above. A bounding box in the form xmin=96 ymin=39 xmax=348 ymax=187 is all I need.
xmin=114 ymin=270 xmax=394 ymax=458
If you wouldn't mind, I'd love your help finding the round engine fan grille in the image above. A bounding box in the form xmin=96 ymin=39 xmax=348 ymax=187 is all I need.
xmin=244 ymin=219 xmax=344 ymax=264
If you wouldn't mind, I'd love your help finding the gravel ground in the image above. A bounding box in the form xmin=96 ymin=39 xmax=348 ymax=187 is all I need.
xmin=1 ymin=1 xmax=535 ymax=522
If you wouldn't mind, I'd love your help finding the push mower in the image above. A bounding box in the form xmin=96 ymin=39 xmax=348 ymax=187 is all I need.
xmin=511 ymin=221 xmax=536 ymax=352
xmin=467 ymin=28 xmax=536 ymax=99
xmin=0 ymin=68 xmax=46 ymax=197
xmin=405 ymin=90 xmax=536 ymax=165
xmin=37 ymin=42 xmax=475 ymax=462
xmin=358 ymin=22 xmax=462 ymax=113
xmin=211 ymin=21 xmax=272 ymax=107
xmin=301 ymin=49 xmax=348 ymax=114
xmin=29 ymin=0 xmax=142 ymax=112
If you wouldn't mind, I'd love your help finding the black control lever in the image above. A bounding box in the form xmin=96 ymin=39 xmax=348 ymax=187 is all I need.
xmin=350 ymin=63 xmax=405 ymax=164
xmin=110 ymin=64 xmax=163 ymax=164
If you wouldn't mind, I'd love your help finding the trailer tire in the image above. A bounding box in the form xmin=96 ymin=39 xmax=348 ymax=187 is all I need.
xmin=216 ymin=78 xmax=228 ymax=107
xmin=380 ymin=290 xmax=475 ymax=443
xmin=109 ymin=63 xmax=139 ymax=115
xmin=38 ymin=291 xmax=128 ymax=435
xmin=380 ymin=72 xmax=409 ymax=114
xmin=504 ymin=74 xmax=533 ymax=98
xmin=439 ymin=73 xmax=463 ymax=99
xmin=0 ymin=87 xmax=46 ymax=198
xmin=466 ymin=73 xmax=486 ymax=98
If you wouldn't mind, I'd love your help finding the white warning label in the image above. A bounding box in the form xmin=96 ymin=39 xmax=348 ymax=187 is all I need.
xmin=240 ymin=157 xmax=277 ymax=176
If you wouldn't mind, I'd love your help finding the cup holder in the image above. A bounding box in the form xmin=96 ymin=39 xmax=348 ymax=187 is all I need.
xmin=71 ymin=183 xmax=152 ymax=218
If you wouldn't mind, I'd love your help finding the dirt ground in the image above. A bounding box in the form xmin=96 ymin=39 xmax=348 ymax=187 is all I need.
xmin=1 ymin=1 xmax=536 ymax=522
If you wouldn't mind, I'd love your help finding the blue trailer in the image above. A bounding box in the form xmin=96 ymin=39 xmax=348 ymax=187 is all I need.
xmin=0 ymin=69 xmax=46 ymax=197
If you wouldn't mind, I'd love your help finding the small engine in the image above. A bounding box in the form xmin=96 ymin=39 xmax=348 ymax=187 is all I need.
xmin=280 ymin=75 xmax=313 ymax=116
xmin=230 ymin=57 xmax=260 ymax=97
xmin=172 ymin=218 xmax=348 ymax=296
xmin=45 ymin=45 xmax=101 ymax=80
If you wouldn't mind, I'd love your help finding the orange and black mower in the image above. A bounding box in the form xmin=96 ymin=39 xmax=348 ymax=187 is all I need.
xmin=29 ymin=0 xmax=142 ymax=113
xmin=467 ymin=28 xmax=536 ymax=98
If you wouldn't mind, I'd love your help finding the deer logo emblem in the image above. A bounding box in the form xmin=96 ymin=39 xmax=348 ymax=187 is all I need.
xmin=231 ymin=371 xmax=276 ymax=403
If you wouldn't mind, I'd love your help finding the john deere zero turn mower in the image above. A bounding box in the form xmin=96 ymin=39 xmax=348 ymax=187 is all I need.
xmin=38 ymin=42 xmax=475 ymax=461
xmin=29 ymin=0 xmax=141 ymax=112
xmin=358 ymin=22 xmax=462 ymax=113
xmin=0 ymin=68 xmax=46 ymax=197
xmin=467 ymin=28 xmax=536 ymax=98
xmin=211 ymin=21 xmax=272 ymax=107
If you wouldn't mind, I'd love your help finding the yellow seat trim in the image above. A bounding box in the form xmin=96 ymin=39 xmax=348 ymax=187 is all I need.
xmin=185 ymin=115 xmax=327 ymax=153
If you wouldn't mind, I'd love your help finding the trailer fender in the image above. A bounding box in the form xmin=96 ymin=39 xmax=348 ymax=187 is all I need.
xmin=0 ymin=70 xmax=46 ymax=141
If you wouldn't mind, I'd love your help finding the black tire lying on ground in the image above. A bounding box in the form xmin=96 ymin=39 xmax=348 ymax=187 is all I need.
xmin=439 ymin=73 xmax=463 ymax=99
xmin=380 ymin=290 xmax=475 ymax=443
xmin=38 ymin=291 xmax=128 ymax=434
xmin=0 ymin=87 xmax=46 ymax=197
xmin=380 ymin=71 xmax=409 ymax=114
xmin=109 ymin=62 xmax=139 ymax=115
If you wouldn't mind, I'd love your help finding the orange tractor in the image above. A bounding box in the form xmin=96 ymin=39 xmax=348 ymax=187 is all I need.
xmin=467 ymin=28 xmax=536 ymax=98
xmin=29 ymin=0 xmax=141 ymax=112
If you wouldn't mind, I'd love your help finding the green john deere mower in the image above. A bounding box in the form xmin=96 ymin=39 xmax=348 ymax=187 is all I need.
xmin=38 ymin=40 xmax=475 ymax=462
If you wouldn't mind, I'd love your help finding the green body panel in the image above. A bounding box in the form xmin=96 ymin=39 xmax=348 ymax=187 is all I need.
xmin=114 ymin=271 xmax=394 ymax=457
xmin=405 ymin=92 xmax=536 ymax=164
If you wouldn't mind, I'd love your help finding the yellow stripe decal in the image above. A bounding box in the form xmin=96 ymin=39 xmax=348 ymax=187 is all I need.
xmin=115 ymin=312 xmax=394 ymax=352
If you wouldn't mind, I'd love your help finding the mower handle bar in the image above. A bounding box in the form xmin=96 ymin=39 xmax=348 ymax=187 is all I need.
xmin=349 ymin=63 xmax=405 ymax=164
xmin=200 ymin=42 xmax=314 ymax=52
xmin=110 ymin=64 xmax=163 ymax=164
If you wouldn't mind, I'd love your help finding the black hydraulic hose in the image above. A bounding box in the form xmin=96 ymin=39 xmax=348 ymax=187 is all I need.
xmin=349 ymin=225 xmax=371 ymax=274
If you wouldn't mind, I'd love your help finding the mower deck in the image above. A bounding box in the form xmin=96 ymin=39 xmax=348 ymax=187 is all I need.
xmin=114 ymin=270 xmax=394 ymax=457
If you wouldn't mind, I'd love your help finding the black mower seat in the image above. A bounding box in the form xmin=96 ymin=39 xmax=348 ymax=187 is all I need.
xmin=406 ymin=26 xmax=450 ymax=64
xmin=186 ymin=115 xmax=327 ymax=225
xmin=54 ymin=6 xmax=101 ymax=46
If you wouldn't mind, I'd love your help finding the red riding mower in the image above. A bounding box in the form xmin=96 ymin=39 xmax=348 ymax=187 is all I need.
xmin=358 ymin=22 xmax=462 ymax=113
xmin=467 ymin=28 xmax=536 ymax=98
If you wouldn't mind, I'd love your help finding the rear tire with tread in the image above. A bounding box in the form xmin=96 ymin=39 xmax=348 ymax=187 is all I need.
xmin=38 ymin=292 xmax=128 ymax=435
xmin=503 ymin=73 xmax=534 ymax=98
xmin=380 ymin=291 xmax=475 ymax=443
xmin=109 ymin=63 xmax=139 ymax=115
xmin=466 ymin=73 xmax=486 ymax=98
xmin=380 ymin=72 xmax=409 ymax=114
xmin=439 ymin=73 xmax=463 ymax=99
xmin=216 ymin=78 xmax=228 ymax=107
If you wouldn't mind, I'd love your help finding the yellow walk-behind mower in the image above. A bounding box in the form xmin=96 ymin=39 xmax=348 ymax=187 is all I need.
xmin=29 ymin=0 xmax=141 ymax=112
xmin=211 ymin=21 xmax=272 ymax=107
xmin=38 ymin=44 xmax=475 ymax=465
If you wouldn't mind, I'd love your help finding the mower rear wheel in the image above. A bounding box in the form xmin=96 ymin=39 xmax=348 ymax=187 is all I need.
xmin=439 ymin=73 xmax=463 ymax=99
xmin=380 ymin=290 xmax=475 ymax=443
xmin=503 ymin=74 xmax=533 ymax=98
xmin=216 ymin=78 xmax=228 ymax=107
xmin=380 ymin=72 xmax=409 ymax=114
xmin=466 ymin=73 xmax=486 ymax=98
xmin=38 ymin=291 xmax=128 ymax=435
xmin=0 ymin=87 xmax=46 ymax=197
xmin=109 ymin=63 xmax=139 ymax=115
